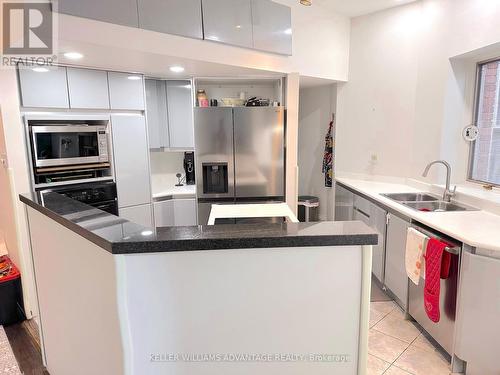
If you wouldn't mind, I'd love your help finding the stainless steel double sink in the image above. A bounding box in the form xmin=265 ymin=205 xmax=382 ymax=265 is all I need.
xmin=381 ymin=192 xmax=477 ymax=212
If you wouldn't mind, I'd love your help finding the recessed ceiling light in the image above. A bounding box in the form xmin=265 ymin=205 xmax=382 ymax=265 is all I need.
xmin=300 ymin=0 xmax=312 ymax=5
xmin=169 ymin=66 xmax=185 ymax=73
xmin=284 ymin=28 xmax=292 ymax=35
xmin=127 ymin=75 xmax=141 ymax=80
xmin=236 ymin=25 xmax=242 ymax=29
xmin=32 ymin=67 xmax=49 ymax=73
xmin=63 ymin=51 xmax=84 ymax=60
xmin=141 ymin=230 xmax=153 ymax=236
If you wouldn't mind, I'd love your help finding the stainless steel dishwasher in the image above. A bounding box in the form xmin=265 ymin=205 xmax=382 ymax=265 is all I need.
xmin=408 ymin=223 xmax=461 ymax=355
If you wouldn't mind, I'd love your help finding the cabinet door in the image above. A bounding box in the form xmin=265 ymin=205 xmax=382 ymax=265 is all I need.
xmin=108 ymin=72 xmax=145 ymax=110
xmin=369 ymin=203 xmax=387 ymax=283
xmin=173 ymin=199 xmax=197 ymax=226
xmin=119 ymin=204 xmax=153 ymax=228
xmin=334 ymin=185 xmax=353 ymax=221
xmin=18 ymin=66 xmax=69 ymax=108
xmin=153 ymin=200 xmax=175 ymax=227
xmin=166 ymin=81 xmax=194 ymax=149
xmin=58 ymin=0 xmax=139 ymax=27
xmin=67 ymin=68 xmax=110 ymax=109
xmin=455 ymin=251 xmax=500 ymax=373
xmin=138 ymin=0 xmax=203 ymax=39
xmin=385 ymin=214 xmax=410 ymax=309
xmin=251 ymin=0 xmax=292 ymax=55
xmin=145 ymin=79 xmax=169 ymax=149
xmin=203 ymin=0 xmax=253 ymax=48
xmin=111 ymin=115 xmax=151 ymax=208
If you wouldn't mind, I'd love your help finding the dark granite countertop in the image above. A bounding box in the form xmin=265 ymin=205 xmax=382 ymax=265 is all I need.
xmin=20 ymin=192 xmax=378 ymax=254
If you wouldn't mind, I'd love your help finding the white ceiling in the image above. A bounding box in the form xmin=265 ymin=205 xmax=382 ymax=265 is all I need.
xmin=279 ymin=0 xmax=417 ymax=17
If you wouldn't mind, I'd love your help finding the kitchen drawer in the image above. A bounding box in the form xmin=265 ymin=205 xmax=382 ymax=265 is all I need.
xmin=353 ymin=194 xmax=371 ymax=217
xmin=335 ymin=185 xmax=354 ymax=221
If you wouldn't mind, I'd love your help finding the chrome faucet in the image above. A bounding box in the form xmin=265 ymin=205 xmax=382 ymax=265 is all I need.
xmin=422 ymin=160 xmax=456 ymax=202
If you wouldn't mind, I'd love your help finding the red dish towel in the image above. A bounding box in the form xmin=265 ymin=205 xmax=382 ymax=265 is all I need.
xmin=423 ymin=239 xmax=450 ymax=323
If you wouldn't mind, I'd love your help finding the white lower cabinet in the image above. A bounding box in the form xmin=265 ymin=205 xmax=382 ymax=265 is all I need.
xmin=455 ymin=251 xmax=500 ymax=374
xmin=334 ymin=185 xmax=354 ymax=221
xmin=384 ymin=213 xmax=410 ymax=309
xmin=173 ymin=199 xmax=197 ymax=226
xmin=154 ymin=198 xmax=197 ymax=227
xmin=369 ymin=204 xmax=387 ymax=283
xmin=153 ymin=200 xmax=174 ymax=227
xmin=345 ymin=188 xmax=387 ymax=284
xmin=119 ymin=204 xmax=153 ymax=228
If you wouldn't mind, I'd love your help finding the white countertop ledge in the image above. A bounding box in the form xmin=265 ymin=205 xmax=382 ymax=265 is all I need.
xmin=336 ymin=176 xmax=500 ymax=252
xmin=152 ymin=185 xmax=196 ymax=200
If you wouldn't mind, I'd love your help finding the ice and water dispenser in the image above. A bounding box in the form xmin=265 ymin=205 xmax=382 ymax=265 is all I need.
xmin=202 ymin=163 xmax=228 ymax=194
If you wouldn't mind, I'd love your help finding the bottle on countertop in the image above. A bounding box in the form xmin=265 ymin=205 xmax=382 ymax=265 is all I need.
xmin=197 ymin=89 xmax=209 ymax=107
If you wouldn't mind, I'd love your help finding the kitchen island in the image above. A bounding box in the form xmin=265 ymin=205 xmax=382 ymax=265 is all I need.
xmin=20 ymin=192 xmax=377 ymax=375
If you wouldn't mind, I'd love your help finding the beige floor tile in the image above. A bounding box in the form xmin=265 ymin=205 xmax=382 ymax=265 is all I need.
xmin=394 ymin=345 xmax=450 ymax=375
xmin=367 ymin=354 xmax=390 ymax=375
xmin=368 ymin=329 xmax=410 ymax=363
xmin=372 ymin=308 xmax=421 ymax=343
xmin=412 ymin=333 xmax=439 ymax=353
xmin=370 ymin=307 xmax=386 ymax=328
xmin=384 ymin=365 xmax=414 ymax=374
xmin=371 ymin=301 xmax=397 ymax=316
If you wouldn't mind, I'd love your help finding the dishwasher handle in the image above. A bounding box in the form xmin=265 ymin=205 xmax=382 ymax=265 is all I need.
xmin=410 ymin=225 xmax=461 ymax=255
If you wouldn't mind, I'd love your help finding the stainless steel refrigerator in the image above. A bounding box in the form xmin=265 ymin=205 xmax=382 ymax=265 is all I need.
xmin=194 ymin=107 xmax=285 ymax=224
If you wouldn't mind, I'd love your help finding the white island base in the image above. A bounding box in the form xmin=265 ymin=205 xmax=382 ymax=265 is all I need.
xmin=25 ymin=206 xmax=373 ymax=375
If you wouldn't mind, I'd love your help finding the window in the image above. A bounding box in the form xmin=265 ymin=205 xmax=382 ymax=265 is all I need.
xmin=469 ymin=59 xmax=500 ymax=185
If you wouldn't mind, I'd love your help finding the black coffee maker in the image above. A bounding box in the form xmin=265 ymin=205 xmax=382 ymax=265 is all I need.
xmin=184 ymin=152 xmax=195 ymax=185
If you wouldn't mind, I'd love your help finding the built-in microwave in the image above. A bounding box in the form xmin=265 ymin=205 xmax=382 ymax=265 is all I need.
xmin=30 ymin=124 xmax=109 ymax=168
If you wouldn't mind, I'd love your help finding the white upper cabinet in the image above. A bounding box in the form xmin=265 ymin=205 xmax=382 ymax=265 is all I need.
xmin=203 ymin=0 xmax=253 ymax=49
xmin=166 ymin=81 xmax=194 ymax=149
xmin=251 ymin=0 xmax=292 ymax=55
xmin=67 ymin=68 xmax=110 ymax=109
xmin=58 ymin=0 xmax=139 ymax=27
xmin=108 ymin=72 xmax=145 ymax=110
xmin=145 ymin=79 xmax=169 ymax=149
xmin=18 ymin=67 xmax=69 ymax=108
xmin=111 ymin=115 xmax=151 ymax=208
xmin=138 ymin=0 xmax=203 ymax=39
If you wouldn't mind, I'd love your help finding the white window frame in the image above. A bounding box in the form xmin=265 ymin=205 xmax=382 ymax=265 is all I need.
xmin=467 ymin=58 xmax=500 ymax=187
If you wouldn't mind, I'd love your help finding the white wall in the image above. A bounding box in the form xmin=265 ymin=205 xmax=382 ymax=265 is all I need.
xmin=337 ymin=0 xmax=500 ymax=185
xmin=57 ymin=2 xmax=350 ymax=82
xmin=150 ymin=151 xmax=186 ymax=193
xmin=0 ymin=69 xmax=38 ymax=319
xmin=298 ymin=84 xmax=336 ymax=220
xmin=336 ymin=2 xmax=420 ymax=179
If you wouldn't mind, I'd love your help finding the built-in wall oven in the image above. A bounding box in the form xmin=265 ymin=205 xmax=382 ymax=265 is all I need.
xmin=38 ymin=181 xmax=118 ymax=215
xmin=27 ymin=119 xmax=113 ymax=187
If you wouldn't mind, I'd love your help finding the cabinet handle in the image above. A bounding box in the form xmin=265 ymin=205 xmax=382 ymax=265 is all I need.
xmin=353 ymin=206 xmax=370 ymax=218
